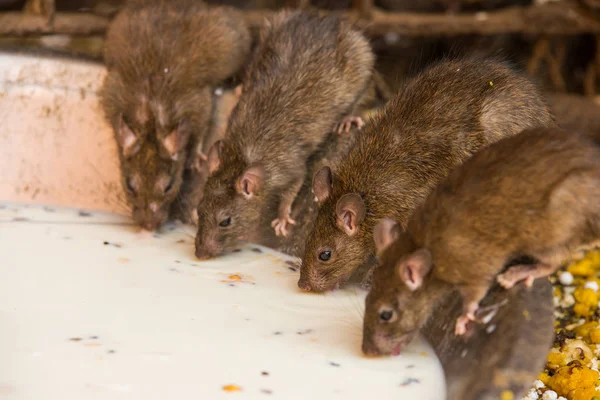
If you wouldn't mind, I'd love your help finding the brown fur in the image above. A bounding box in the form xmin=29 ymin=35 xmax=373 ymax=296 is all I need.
xmin=194 ymin=10 xmax=374 ymax=259
xmin=100 ymin=0 xmax=251 ymax=230
xmin=362 ymin=127 xmax=600 ymax=356
xmin=299 ymin=57 xmax=555 ymax=292
xmin=548 ymin=93 xmax=600 ymax=145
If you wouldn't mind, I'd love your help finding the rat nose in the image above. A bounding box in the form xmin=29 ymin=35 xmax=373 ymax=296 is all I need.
xmin=195 ymin=243 xmax=216 ymax=260
xmin=297 ymin=276 xmax=313 ymax=292
xmin=361 ymin=340 xmax=381 ymax=357
xmin=142 ymin=220 xmax=158 ymax=231
xmin=149 ymin=202 xmax=159 ymax=214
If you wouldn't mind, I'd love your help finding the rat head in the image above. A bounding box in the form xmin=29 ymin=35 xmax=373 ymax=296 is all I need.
xmin=362 ymin=218 xmax=438 ymax=357
xmin=298 ymin=166 xmax=371 ymax=292
xmin=195 ymin=140 xmax=264 ymax=259
xmin=116 ymin=115 xmax=189 ymax=231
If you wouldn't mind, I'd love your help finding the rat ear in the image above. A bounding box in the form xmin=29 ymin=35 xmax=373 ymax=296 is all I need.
xmin=207 ymin=140 xmax=224 ymax=175
xmin=335 ymin=193 xmax=366 ymax=236
xmin=397 ymin=249 xmax=432 ymax=291
xmin=373 ymin=218 xmax=401 ymax=255
xmin=162 ymin=126 xmax=189 ymax=161
xmin=313 ymin=166 xmax=333 ymax=203
xmin=117 ymin=116 xmax=139 ymax=157
xmin=237 ymin=165 xmax=264 ymax=199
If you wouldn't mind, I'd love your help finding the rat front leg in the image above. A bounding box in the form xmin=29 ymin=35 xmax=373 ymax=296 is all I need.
xmin=496 ymin=262 xmax=556 ymax=289
xmin=455 ymin=284 xmax=489 ymax=336
xmin=271 ymin=173 xmax=304 ymax=237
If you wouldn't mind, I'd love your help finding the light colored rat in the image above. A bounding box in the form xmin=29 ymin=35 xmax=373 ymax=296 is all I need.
xmin=298 ymin=57 xmax=555 ymax=293
xmin=101 ymin=0 xmax=251 ymax=230
xmin=362 ymin=127 xmax=600 ymax=356
xmin=194 ymin=10 xmax=374 ymax=259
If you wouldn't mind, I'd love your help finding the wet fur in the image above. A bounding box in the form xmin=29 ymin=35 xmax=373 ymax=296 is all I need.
xmin=100 ymin=0 xmax=251 ymax=229
xmin=363 ymin=127 xmax=600 ymax=355
xmin=195 ymin=10 xmax=374 ymax=258
xmin=299 ymin=57 xmax=555 ymax=292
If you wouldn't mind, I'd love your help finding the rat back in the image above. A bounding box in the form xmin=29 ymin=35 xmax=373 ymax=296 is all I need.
xmin=335 ymin=57 xmax=554 ymax=230
xmin=414 ymin=127 xmax=600 ymax=285
xmin=103 ymin=1 xmax=251 ymax=141
xmin=227 ymin=10 xmax=374 ymax=173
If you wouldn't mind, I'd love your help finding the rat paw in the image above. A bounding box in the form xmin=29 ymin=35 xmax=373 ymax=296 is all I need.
xmin=271 ymin=214 xmax=296 ymax=237
xmin=191 ymin=209 xmax=199 ymax=226
xmin=454 ymin=313 xmax=475 ymax=336
xmin=496 ymin=272 xmax=519 ymax=289
xmin=188 ymin=151 xmax=208 ymax=173
xmin=336 ymin=115 xmax=364 ymax=134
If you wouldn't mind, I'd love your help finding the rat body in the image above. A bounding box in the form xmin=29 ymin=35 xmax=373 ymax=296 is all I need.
xmin=362 ymin=127 xmax=600 ymax=356
xmin=299 ymin=58 xmax=554 ymax=293
xmin=548 ymin=93 xmax=600 ymax=145
xmin=101 ymin=0 xmax=251 ymax=230
xmin=194 ymin=10 xmax=374 ymax=259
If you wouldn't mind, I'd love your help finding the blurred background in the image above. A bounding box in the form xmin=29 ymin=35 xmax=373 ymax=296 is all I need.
xmin=0 ymin=0 xmax=599 ymax=99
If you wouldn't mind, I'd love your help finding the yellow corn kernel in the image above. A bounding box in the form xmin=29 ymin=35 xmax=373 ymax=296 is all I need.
xmin=574 ymin=303 xmax=591 ymax=318
xmin=575 ymin=322 xmax=599 ymax=340
xmin=547 ymin=363 xmax=600 ymax=400
xmin=500 ymin=390 xmax=513 ymax=400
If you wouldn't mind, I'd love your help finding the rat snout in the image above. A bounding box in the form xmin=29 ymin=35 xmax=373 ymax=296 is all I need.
xmin=361 ymin=337 xmax=383 ymax=357
xmin=297 ymin=266 xmax=328 ymax=293
xmin=142 ymin=220 xmax=158 ymax=231
xmin=195 ymin=237 xmax=220 ymax=260
xmin=132 ymin=207 xmax=162 ymax=231
xmin=297 ymin=275 xmax=313 ymax=292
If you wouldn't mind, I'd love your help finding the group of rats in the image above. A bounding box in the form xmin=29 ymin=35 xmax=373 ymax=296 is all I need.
xmin=101 ymin=0 xmax=600 ymax=357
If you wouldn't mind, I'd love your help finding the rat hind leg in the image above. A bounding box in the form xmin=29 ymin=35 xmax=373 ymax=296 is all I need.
xmin=496 ymin=262 xmax=556 ymax=289
xmin=455 ymin=284 xmax=490 ymax=336
xmin=496 ymin=247 xmax=569 ymax=289
xmin=271 ymin=171 xmax=304 ymax=237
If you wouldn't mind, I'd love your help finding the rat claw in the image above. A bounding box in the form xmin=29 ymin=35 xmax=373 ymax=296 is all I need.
xmin=525 ymin=275 xmax=534 ymax=287
xmin=271 ymin=214 xmax=295 ymax=237
xmin=496 ymin=274 xmax=515 ymax=289
xmin=191 ymin=209 xmax=199 ymax=226
xmin=336 ymin=115 xmax=364 ymax=134
xmin=455 ymin=315 xmax=470 ymax=336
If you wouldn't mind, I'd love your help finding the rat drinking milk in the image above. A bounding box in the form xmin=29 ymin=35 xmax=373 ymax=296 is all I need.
xmin=101 ymin=0 xmax=251 ymax=230
xmin=194 ymin=10 xmax=374 ymax=259
xmin=298 ymin=57 xmax=555 ymax=292
xmin=362 ymin=127 xmax=600 ymax=356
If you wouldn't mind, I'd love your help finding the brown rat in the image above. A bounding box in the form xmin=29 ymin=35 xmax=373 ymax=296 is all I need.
xmin=299 ymin=57 xmax=555 ymax=293
xmin=362 ymin=126 xmax=600 ymax=356
xmin=194 ymin=10 xmax=374 ymax=259
xmin=100 ymin=0 xmax=251 ymax=230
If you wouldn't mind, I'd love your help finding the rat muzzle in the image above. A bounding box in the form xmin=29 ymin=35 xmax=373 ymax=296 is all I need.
xmin=195 ymin=235 xmax=221 ymax=260
xmin=362 ymin=332 xmax=413 ymax=357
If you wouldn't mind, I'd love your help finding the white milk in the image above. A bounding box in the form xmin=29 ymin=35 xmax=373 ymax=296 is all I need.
xmin=0 ymin=203 xmax=445 ymax=400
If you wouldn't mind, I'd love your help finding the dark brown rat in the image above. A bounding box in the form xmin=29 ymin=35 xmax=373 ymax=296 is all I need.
xmin=362 ymin=127 xmax=600 ymax=356
xmin=299 ymin=57 xmax=555 ymax=293
xmin=100 ymin=0 xmax=251 ymax=230
xmin=194 ymin=10 xmax=374 ymax=259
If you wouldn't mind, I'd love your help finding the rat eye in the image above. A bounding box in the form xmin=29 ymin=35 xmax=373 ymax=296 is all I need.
xmin=318 ymin=250 xmax=332 ymax=262
xmin=380 ymin=310 xmax=394 ymax=322
xmin=219 ymin=217 xmax=232 ymax=227
xmin=164 ymin=179 xmax=174 ymax=193
xmin=126 ymin=179 xmax=136 ymax=194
